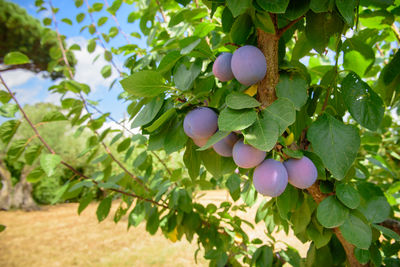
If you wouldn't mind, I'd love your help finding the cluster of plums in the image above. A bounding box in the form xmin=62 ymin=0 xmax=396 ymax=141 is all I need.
xmin=183 ymin=107 xmax=318 ymax=197
xmin=212 ymin=45 xmax=267 ymax=86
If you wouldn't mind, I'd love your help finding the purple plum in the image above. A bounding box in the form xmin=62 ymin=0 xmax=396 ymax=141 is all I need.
xmin=192 ymin=137 xmax=209 ymax=147
xmin=231 ymin=45 xmax=267 ymax=86
xmin=213 ymin=53 xmax=234 ymax=82
xmin=283 ymin=156 xmax=317 ymax=189
xmin=253 ymin=159 xmax=288 ymax=197
xmin=213 ymin=132 xmax=239 ymax=157
xmin=232 ymin=139 xmax=266 ymax=169
xmin=183 ymin=107 xmax=218 ymax=139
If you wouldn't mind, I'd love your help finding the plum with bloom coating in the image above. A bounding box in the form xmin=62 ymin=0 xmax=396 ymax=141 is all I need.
xmin=232 ymin=139 xmax=265 ymax=168
xmin=213 ymin=132 xmax=239 ymax=157
xmin=253 ymin=159 xmax=288 ymax=197
xmin=192 ymin=137 xmax=209 ymax=147
xmin=183 ymin=107 xmax=218 ymax=139
xmin=231 ymin=45 xmax=267 ymax=86
xmin=283 ymin=156 xmax=318 ymax=189
xmin=213 ymin=53 xmax=234 ymax=82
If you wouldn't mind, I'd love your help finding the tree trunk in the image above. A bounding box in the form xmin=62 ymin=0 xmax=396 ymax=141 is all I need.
xmin=0 ymin=159 xmax=39 ymax=211
xmin=256 ymin=25 xmax=363 ymax=267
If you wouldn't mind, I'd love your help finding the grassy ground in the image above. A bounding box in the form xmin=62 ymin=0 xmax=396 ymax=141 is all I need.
xmin=0 ymin=190 xmax=308 ymax=267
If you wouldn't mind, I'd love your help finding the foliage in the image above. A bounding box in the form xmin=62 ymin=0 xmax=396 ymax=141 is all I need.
xmin=0 ymin=0 xmax=76 ymax=79
xmin=1 ymin=0 xmax=400 ymax=266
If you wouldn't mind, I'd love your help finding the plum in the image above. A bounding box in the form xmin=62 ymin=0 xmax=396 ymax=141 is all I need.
xmin=231 ymin=45 xmax=267 ymax=86
xmin=283 ymin=156 xmax=317 ymax=189
xmin=183 ymin=107 xmax=218 ymax=139
xmin=213 ymin=53 xmax=234 ymax=82
xmin=232 ymin=139 xmax=266 ymax=168
xmin=253 ymin=159 xmax=288 ymax=197
xmin=192 ymin=137 xmax=209 ymax=147
xmin=213 ymin=132 xmax=239 ymax=157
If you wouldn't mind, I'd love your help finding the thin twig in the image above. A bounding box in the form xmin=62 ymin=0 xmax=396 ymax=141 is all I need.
xmin=392 ymin=23 xmax=400 ymax=43
xmin=277 ymin=16 xmax=305 ymax=38
xmin=375 ymin=43 xmax=388 ymax=64
xmin=103 ymin=0 xmax=131 ymax=44
xmin=86 ymin=102 xmax=173 ymax=176
xmin=155 ymin=0 xmax=167 ymax=22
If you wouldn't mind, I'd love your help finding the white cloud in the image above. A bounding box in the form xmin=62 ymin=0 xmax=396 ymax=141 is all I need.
xmin=66 ymin=36 xmax=120 ymax=92
xmin=1 ymin=69 xmax=39 ymax=88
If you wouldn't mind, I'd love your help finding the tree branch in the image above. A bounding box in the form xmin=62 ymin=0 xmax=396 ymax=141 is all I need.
xmin=391 ymin=23 xmax=400 ymax=43
xmin=103 ymin=0 xmax=131 ymax=44
xmin=277 ymin=16 xmax=305 ymax=38
xmin=155 ymin=0 xmax=167 ymax=22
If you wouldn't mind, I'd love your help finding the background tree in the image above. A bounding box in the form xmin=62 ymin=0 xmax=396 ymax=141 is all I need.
xmin=1 ymin=0 xmax=400 ymax=266
xmin=0 ymin=0 xmax=76 ymax=79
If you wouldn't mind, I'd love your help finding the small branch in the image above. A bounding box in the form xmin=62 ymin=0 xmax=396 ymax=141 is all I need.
xmin=391 ymin=23 xmax=400 ymax=43
xmin=375 ymin=43 xmax=389 ymax=64
xmin=155 ymin=0 xmax=167 ymax=23
xmin=320 ymin=87 xmax=332 ymax=114
xmin=277 ymin=16 xmax=305 ymax=38
xmin=269 ymin=13 xmax=278 ymax=33
xmin=103 ymin=0 xmax=131 ymax=44
xmin=224 ymin=42 xmax=241 ymax=48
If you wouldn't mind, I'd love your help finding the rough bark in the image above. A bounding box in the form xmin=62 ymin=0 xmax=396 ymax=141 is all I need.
xmin=257 ymin=29 xmax=279 ymax=107
xmin=256 ymin=24 xmax=363 ymax=267
xmin=0 ymin=160 xmax=12 ymax=210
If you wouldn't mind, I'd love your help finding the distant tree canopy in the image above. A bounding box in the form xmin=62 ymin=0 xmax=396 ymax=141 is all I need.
xmin=0 ymin=0 xmax=76 ymax=79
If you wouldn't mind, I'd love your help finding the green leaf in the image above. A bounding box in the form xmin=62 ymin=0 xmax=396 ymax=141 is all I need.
xmin=120 ymin=71 xmax=169 ymax=98
xmin=230 ymin=13 xmax=252 ymax=45
xmin=335 ymin=0 xmax=357 ymax=26
xmin=372 ymin=224 xmax=400 ymax=241
xmin=145 ymin=108 xmax=176 ymax=132
xmin=253 ymin=11 xmax=275 ymax=34
xmin=226 ymin=173 xmax=241 ymax=201
xmin=146 ymin=206 xmax=159 ymax=235
xmin=263 ymin=98 xmax=296 ymax=135
xmin=252 ymin=245 xmax=273 ymax=267
xmin=96 ymin=197 xmax=112 ymax=222
xmin=306 ymin=223 xmax=333 ymax=249
xmin=4 ymin=52 xmax=30 ymax=65
xmin=218 ymin=108 xmax=257 ymax=132
xmin=310 ymin=0 xmax=335 ymax=12
xmin=78 ymin=193 xmax=93 ymax=215
xmin=339 ymin=213 xmax=372 ymax=249
xmin=276 ymin=184 xmax=298 ymax=220
xmin=197 ymin=131 xmax=230 ymax=151
xmin=200 ymin=149 xmax=236 ymax=178
xmin=256 ymin=0 xmax=290 ymax=13
xmin=354 ymin=248 xmax=370 ymax=264
xmin=0 ymin=103 xmax=18 ymax=118
xmin=316 ymin=196 xmax=349 ymax=228
xmin=97 ymin=16 xmax=108 ymax=26
xmin=0 ymin=120 xmax=20 ymax=145
xmin=164 ymin=119 xmax=188 ymax=154
xmin=132 ymin=151 xmax=147 ymax=168
xmin=26 ymin=168 xmax=44 ymax=183
xmin=183 ymin=140 xmax=201 ymax=180
xmin=0 ymin=90 xmax=11 ymax=104
xmin=292 ymin=33 xmax=313 ymax=61
xmin=225 ymin=92 xmax=260 ymax=109
xmin=129 ymin=202 xmax=146 ymax=227
xmin=101 ymin=65 xmax=112 ymax=78
xmin=157 ymin=51 xmax=182 ymax=74
xmin=40 ymin=153 xmax=61 ymax=177
xmin=173 ymin=61 xmax=202 ymax=91
xmin=305 ymin=11 xmax=344 ymax=53
xmin=0 ymin=224 xmax=6 ymax=232
xmin=24 ymin=145 xmax=43 ymax=165
xmin=243 ymin=115 xmax=279 ymax=151
xmin=276 ymin=73 xmax=308 ymax=110
xmin=131 ymin=96 xmax=163 ymax=128
xmin=41 ymin=111 xmax=67 ymax=122
xmin=342 ymin=72 xmax=384 ymax=131
xmin=7 ymin=139 xmax=27 ymax=160
xmin=117 ymin=138 xmax=131 ymax=152
xmin=291 ymin=196 xmax=315 ymax=234
xmin=87 ymin=39 xmax=96 ymax=52
xmin=61 ymin=18 xmax=73 ymax=25
xmin=358 ymin=196 xmax=391 ymax=223
xmin=284 ymin=0 xmax=310 ymax=20
xmin=226 ymin=0 xmax=251 ymax=17
xmin=369 ymin=243 xmax=382 ymax=267
xmin=336 ymin=183 xmax=361 ymax=209
xmin=308 ymin=114 xmax=360 ymax=180
xmin=76 ymin=12 xmax=85 ymax=23
xmin=382 ymin=50 xmax=400 ymax=85
xmin=222 ymin=7 xmax=235 ymax=33
xmin=342 ymin=38 xmax=375 ymax=77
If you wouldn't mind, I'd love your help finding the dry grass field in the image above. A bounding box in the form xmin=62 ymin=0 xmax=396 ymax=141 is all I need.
xmin=0 ymin=190 xmax=308 ymax=267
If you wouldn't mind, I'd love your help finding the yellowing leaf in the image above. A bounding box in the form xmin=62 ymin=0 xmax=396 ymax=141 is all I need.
xmin=244 ymin=84 xmax=258 ymax=96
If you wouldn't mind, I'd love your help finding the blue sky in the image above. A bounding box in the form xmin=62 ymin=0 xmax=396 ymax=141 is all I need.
xmin=4 ymin=0 xmax=146 ymax=124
